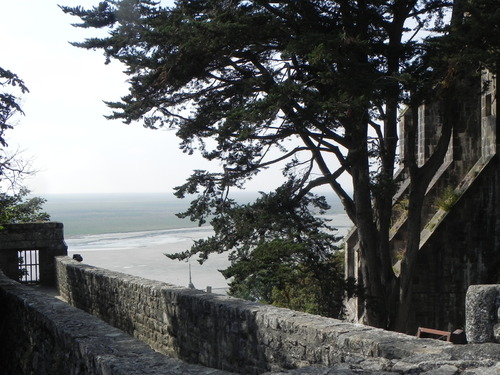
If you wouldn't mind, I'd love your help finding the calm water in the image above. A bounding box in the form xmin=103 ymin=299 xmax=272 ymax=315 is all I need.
xmin=42 ymin=192 xmax=198 ymax=237
xmin=41 ymin=192 xmax=351 ymax=290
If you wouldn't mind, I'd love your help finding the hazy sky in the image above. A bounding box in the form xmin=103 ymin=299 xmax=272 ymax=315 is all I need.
xmin=0 ymin=0 xmax=285 ymax=195
xmin=2 ymin=1 xmax=351 ymax=196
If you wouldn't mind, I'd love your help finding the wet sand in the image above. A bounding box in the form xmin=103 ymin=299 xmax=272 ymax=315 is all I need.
xmin=64 ymin=213 xmax=351 ymax=294
xmin=67 ymin=234 xmax=230 ymax=293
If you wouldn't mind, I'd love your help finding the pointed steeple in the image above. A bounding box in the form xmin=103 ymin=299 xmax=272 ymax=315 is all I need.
xmin=188 ymin=263 xmax=195 ymax=289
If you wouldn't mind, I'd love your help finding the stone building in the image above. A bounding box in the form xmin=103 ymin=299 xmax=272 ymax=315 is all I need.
xmin=345 ymin=70 xmax=500 ymax=333
xmin=0 ymin=222 xmax=67 ymax=286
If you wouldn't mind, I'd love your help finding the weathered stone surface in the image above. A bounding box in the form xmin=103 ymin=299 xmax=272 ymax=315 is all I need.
xmin=54 ymin=257 xmax=499 ymax=375
xmin=0 ymin=222 xmax=67 ymax=249
xmin=346 ymin=70 xmax=500 ymax=335
xmin=461 ymin=363 xmax=500 ymax=375
xmin=420 ymin=364 xmax=459 ymax=375
xmin=0 ymin=222 xmax=67 ymax=285
xmin=465 ymin=285 xmax=500 ymax=343
xmin=0 ymin=271 xmax=235 ymax=375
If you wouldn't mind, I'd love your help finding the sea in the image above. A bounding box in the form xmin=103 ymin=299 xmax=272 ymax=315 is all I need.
xmin=42 ymin=192 xmax=352 ymax=293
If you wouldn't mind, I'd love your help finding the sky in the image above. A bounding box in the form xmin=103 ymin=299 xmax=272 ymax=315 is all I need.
xmin=1 ymin=1 xmax=351 ymax=196
xmin=0 ymin=0 xmax=285 ymax=195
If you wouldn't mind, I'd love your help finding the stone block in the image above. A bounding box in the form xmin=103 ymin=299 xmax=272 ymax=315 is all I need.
xmin=420 ymin=364 xmax=458 ymax=375
xmin=465 ymin=284 xmax=500 ymax=343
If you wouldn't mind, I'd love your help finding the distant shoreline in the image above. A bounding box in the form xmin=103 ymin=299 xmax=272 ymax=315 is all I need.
xmin=50 ymin=193 xmax=351 ymax=290
xmin=42 ymin=192 xmax=350 ymax=237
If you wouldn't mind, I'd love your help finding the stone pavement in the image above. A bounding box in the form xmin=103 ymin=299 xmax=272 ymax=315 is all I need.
xmin=268 ymin=343 xmax=499 ymax=374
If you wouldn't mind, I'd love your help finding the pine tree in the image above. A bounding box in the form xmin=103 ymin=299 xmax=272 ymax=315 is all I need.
xmin=62 ymin=0 xmax=497 ymax=331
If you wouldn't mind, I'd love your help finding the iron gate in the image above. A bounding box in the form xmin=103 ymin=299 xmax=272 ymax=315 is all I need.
xmin=18 ymin=250 xmax=40 ymax=284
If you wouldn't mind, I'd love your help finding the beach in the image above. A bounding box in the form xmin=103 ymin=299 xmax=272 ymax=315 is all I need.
xmin=65 ymin=227 xmax=231 ymax=292
xmin=44 ymin=193 xmax=352 ymax=294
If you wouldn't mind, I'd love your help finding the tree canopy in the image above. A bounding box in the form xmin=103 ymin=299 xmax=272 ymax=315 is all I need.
xmin=169 ymin=182 xmax=351 ymax=317
xmin=0 ymin=67 xmax=28 ymax=148
xmin=0 ymin=66 xmax=33 ymax=188
xmin=62 ymin=0 xmax=498 ymax=330
xmin=0 ymin=187 xmax=50 ymax=224
xmin=0 ymin=67 xmax=49 ymax=224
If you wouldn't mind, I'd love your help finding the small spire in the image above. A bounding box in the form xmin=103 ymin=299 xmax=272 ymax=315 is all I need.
xmin=188 ymin=263 xmax=195 ymax=289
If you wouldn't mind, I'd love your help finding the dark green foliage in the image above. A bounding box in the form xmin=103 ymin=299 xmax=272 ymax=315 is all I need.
xmin=59 ymin=0 xmax=464 ymax=209
xmin=63 ymin=0 xmax=498 ymax=327
xmin=17 ymin=256 xmax=29 ymax=280
xmin=168 ymin=182 xmax=350 ymax=317
xmin=223 ymin=244 xmax=354 ymax=318
xmin=451 ymin=0 xmax=500 ymax=71
xmin=0 ymin=187 xmax=50 ymax=225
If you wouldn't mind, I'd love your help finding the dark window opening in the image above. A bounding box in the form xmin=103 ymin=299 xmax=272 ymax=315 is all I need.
xmin=18 ymin=250 xmax=40 ymax=284
xmin=485 ymin=94 xmax=492 ymax=116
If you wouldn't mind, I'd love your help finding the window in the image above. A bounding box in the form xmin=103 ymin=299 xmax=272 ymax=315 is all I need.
xmin=18 ymin=250 xmax=40 ymax=284
xmin=485 ymin=94 xmax=492 ymax=116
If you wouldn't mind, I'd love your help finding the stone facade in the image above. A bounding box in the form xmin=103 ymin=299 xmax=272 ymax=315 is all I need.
xmin=345 ymin=70 xmax=500 ymax=333
xmin=52 ymin=257 xmax=499 ymax=375
xmin=0 ymin=222 xmax=67 ymax=286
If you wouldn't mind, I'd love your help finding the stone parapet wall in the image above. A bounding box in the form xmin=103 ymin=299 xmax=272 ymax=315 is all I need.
xmin=0 ymin=222 xmax=67 ymax=250
xmin=0 ymin=271 xmax=235 ymax=375
xmin=1 ymin=260 xmax=498 ymax=375
xmin=0 ymin=222 xmax=67 ymax=286
xmin=55 ymin=257 xmax=499 ymax=374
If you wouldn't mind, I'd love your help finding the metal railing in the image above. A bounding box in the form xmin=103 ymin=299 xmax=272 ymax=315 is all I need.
xmin=18 ymin=250 xmax=40 ymax=284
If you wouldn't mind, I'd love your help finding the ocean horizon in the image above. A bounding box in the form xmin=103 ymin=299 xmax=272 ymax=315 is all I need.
xmin=42 ymin=192 xmax=201 ymax=237
xmin=41 ymin=192 xmax=352 ymax=291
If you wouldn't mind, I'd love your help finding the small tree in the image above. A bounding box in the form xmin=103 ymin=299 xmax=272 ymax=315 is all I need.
xmin=169 ymin=182 xmax=349 ymax=317
xmin=0 ymin=67 xmax=49 ymax=224
xmin=0 ymin=187 xmax=50 ymax=224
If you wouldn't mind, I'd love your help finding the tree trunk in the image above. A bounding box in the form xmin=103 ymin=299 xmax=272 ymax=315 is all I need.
xmin=349 ymin=119 xmax=396 ymax=328
xmin=393 ymin=180 xmax=426 ymax=332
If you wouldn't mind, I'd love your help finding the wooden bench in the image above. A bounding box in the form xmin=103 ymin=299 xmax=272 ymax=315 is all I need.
xmin=417 ymin=327 xmax=466 ymax=344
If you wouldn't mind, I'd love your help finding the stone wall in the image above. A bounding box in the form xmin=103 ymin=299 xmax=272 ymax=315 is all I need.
xmin=1 ymin=261 xmax=498 ymax=374
xmin=0 ymin=222 xmax=67 ymax=286
xmin=405 ymin=72 xmax=499 ymax=332
xmin=345 ymin=70 xmax=500 ymax=333
xmin=55 ymin=256 xmax=499 ymax=375
xmin=412 ymin=156 xmax=500 ymax=332
xmin=0 ymin=271 xmax=234 ymax=375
